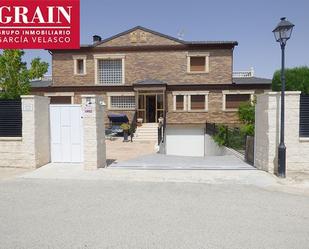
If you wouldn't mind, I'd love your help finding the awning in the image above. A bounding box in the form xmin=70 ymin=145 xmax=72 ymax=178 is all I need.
xmin=108 ymin=114 xmax=129 ymax=123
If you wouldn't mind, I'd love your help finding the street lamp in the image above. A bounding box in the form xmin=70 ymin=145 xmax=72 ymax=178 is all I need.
xmin=272 ymin=17 xmax=295 ymax=178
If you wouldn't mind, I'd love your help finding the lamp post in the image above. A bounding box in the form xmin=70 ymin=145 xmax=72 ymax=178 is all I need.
xmin=272 ymin=17 xmax=295 ymax=178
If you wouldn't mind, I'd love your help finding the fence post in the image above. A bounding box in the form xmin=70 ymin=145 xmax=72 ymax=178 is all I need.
xmin=225 ymin=126 xmax=229 ymax=146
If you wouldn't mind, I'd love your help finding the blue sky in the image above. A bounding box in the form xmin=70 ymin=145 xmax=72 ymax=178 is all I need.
xmin=23 ymin=0 xmax=309 ymax=78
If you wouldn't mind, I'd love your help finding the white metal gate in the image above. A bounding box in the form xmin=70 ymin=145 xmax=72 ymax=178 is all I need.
xmin=50 ymin=105 xmax=84 ymax=163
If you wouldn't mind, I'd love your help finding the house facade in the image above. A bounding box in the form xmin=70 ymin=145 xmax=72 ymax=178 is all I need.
xmin=32 ymin=26 xmax=271 ymax=156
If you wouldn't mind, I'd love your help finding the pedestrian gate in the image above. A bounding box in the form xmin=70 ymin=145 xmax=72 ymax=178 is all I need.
xmin=50 ymin=105 xmax=84 ymax=163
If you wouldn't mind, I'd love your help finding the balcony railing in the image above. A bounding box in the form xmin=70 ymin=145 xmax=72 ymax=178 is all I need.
xmin=233 ymin=67 xmax=254 ymax=78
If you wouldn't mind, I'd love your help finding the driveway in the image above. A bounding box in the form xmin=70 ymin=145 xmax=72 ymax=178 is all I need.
xmin=106 ymin=138 xmax=156 ymax=165
xmin=110 ymin=154 xmax=254 ymax=170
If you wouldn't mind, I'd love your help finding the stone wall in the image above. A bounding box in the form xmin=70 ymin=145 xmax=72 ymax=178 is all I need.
xmin=0 ymin=96 xmax=50 ymax=169
xmin=82 ymin=95 xmax=106 ymax=170
xmin=254 ymin=92 xmax=309 ymax=174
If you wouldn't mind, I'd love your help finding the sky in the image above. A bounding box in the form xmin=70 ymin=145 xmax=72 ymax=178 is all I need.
xmin=23 ymin=0 xmax=309 ymax=78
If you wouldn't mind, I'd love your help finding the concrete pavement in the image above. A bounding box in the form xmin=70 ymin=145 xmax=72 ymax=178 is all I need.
xmin=20 ymin=162 xmax=276 ymax=188
xmin=110 ymin=154 xmax=255 ymax=170
xmin=0 ymin=179 xmax=309 ymax=249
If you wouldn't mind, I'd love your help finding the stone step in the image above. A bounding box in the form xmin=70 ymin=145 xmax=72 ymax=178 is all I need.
xmin=134 ymin=137 xmax=157 ymax=141
xmin=135 ymin=130 xmax=158 ymax=134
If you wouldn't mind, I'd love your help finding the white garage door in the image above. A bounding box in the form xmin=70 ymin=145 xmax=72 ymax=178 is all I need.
xmin=166 ymin=126 xmax=205 ymax=157
xmin=50 ymin=105 xmax=84 ymax=163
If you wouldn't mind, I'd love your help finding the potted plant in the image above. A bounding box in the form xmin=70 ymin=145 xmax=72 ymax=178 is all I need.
xmin=120 ymin=123 xmax=130 ymax=142
xmin=137 ymin=118 xmax=143 ymax=126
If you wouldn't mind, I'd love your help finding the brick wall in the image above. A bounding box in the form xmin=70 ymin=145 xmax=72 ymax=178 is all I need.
xmin=166 ymin=91 xmax=239 ymax=125
xmin=98 ymin=29 xmax=180 ymax=47
xmin=52 ymin=50 xmax=232 ymax=86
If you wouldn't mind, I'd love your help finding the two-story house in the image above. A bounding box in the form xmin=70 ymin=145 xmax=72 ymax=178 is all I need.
xmin=32 ymin=26 xmax=271 ymax=156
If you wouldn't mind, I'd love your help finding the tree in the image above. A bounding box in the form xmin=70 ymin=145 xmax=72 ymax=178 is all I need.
xmin=272 ymin=66 xmax=309 ymax=94
xmin=0 ymin=50 xmax=49 ymax=99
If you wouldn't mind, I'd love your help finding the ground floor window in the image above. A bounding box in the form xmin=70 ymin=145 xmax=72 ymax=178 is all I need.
xmin=44 ymin=92 xmax=74 ymax=104
xmin=110 ymin=95 xmax=135 ymax=109
xmin=190 ymin=95 xmax=206 ymax=110
xmin=50 ymin=96 xmax=72 ymax=104
xmin=173 ymin=91 xmax=208 ymax=112
xmin=222 ymin=91 xmax=253 ymax=111
xmin=176 ymin=95 xmax=184 ymax=111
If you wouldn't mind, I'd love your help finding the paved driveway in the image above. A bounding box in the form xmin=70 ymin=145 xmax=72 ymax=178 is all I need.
xmin=110 ymin=154 xmax=254 ymax=170
xmin=106 ymin=138 xmax=156 ymax=165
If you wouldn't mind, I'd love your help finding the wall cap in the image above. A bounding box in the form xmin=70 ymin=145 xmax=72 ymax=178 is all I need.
xmin=0 ymin=137 xmax=22 ymax=141
xmin=81 ymin=95 xmax=97 ymax=98
xmin=299 ymin=137 xmax=309 ymax=142
xmin=266 ymin=91 xmax=301 ymax=96
xmin=21 ymin=95 xmax=35 ymax=99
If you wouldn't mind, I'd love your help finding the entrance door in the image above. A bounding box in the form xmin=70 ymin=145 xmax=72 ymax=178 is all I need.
xmin=146 ymin=95 xmax=156 ymax=123
xmin=50 ymin=105 xmax=84 ymax=163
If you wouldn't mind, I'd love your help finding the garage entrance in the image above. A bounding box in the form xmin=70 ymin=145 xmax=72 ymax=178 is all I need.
xmin=165 ymin=126 xmax=205 ymax=157
xmin=50 ymin=105 xmax=84 ymax=163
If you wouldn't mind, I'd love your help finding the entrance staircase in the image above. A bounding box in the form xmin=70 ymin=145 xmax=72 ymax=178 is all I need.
xmin=134 ymin=123 xmax=158 ymax=141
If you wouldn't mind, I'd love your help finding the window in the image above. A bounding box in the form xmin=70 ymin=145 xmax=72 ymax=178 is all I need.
xmin=190 ymin=57 xmax=205 ymax=72
xmin=73 ymin=55 xmax=86 ymax=75
xmin=50 ymin=96 xmax=72 ymax=104
xmin=187 ymin=53 xmax=209 ymax=73
xmin=176 ymin=95 xmax=184 ymax=110
xmin=190 ymin=95 xmax=206 ymax=110
xmin=223 ymin=91 xmax=253 ymax=111
xmin=77 ymin=60 xmax=84 ymax=74
xmin=110 ymin=96 xmax=135 ymax=109
xmin=98 ymin=59 xmax=123 ymax=85
xmin=173 ymin=92 xmax=209 ymax=112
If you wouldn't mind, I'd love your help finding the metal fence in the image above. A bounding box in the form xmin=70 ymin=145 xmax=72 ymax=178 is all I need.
xmin=0 ymin=99 xmax=22 ymax=137
xmin=205 ymin=122 xmax=254 ymax=165
xmin=300 ymin=94 xmax=309 ymax=137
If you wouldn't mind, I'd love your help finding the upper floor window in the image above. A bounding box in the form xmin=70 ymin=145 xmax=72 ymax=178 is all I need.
xmin=94 ymin=54 xmax=125 ymax=85
xmin=73 ymin=55 xmax=87 ymax=75
xmin=222 ymin=91 xmax=253 ymax=111
xmin=187 ymin=52 xmax=209 ymax=73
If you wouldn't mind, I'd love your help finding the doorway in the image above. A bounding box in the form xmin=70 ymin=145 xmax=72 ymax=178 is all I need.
xmin=146 ymin=95 xmax=156 ymax=123
xmin=137 ymin=93 xmax=165 ymax=123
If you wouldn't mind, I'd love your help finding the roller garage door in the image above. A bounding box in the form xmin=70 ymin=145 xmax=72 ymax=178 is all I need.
xmin=165 ymin=125 xmax=205 ymax=157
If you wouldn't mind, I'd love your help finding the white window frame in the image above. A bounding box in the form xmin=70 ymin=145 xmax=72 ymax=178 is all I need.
xmin=94 ymin=54 xmax=125 ymax=85
xmin=44 ymin=92 xmax=75 ymax=104
xmin=187 ymin=52 xmax=210 ymax=74
xmin=107 ymin=92 xmax=135 ymax=110
xmin=73 ymin=55 xmax=87 ymax=76
xmin=222 ymin=90 xmax=254 ymax=112
xmin=172 ymin=91 xmax=209 ymax=112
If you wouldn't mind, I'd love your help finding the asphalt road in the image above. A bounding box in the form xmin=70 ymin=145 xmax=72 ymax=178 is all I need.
xmin=0 ymin=179 xmax=309 ymax=249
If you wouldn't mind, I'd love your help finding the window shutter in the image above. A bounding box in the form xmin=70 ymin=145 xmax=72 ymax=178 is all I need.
xmin=191 ymin=95 xmax=205 ymax=110
xmin=225 ymin=94 xmax=251 ymax=109
xmin=190 ymin=57 xmax=206 ymax=72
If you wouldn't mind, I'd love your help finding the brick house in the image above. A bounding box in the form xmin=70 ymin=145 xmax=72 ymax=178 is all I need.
xmin=32 ymin=26 xmax=271 ymax=156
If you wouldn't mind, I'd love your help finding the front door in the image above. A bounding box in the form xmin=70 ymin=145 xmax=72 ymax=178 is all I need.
xmin=146 ymin=95 xmax=156 ymax=123
xmin=50 ymin=105 xmax=84 ymax=163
